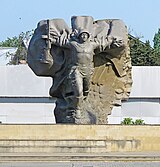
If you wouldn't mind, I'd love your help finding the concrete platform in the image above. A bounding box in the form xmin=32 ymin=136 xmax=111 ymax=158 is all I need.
xmin=0 ymin=125 xmax=160 ymax=162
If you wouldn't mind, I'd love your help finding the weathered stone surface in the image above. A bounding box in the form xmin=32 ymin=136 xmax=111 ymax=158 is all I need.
xmin=27 ymin=16 xmax=132 ymax=124
xmin=0 ymin=125 xmax=160 ymax=154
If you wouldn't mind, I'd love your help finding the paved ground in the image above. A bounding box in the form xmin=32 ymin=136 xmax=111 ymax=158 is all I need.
xmin=1 ymin=152 xmax=160 ymax=161
xmin=1 ymin=152 xmax=160 ymax=166
xmin=1 ymin=162 xmax=160 ymax=167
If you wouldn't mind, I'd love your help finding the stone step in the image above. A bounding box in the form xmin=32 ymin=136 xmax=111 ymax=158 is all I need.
xmin=0 ymin=139 xmax=111 ymax=153
xmin=1 ymin=152 xmax=160 ymax=162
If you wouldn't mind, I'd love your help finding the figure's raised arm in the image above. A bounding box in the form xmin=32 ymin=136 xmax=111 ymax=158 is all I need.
xmin=93 ymin=36 xmax=113 ymax=52
xmin=110 ymin=36 xmax=125 ymax=48
xmin=48 ymin=29 xmax=70 ymax=48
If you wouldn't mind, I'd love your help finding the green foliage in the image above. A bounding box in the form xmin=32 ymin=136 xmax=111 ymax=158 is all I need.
xmin=153 ymin=29 xmax=160 ymax=65
xmin=0 ymin=31 xmax=33 ymax=65
xmin=153 ymin=29 xmax=160 ymax=53
xmin=121 ymin=117 xmax=134 ymax=125
xmin=121 ymin=118 xmax=145 ymax=125
xmin=129 ymin=35 xmax=159 ymax=66
xmin=133 ymin=119 xmax=145 ymax=125
xmin=0 ymin=36 xmax=19 ymax=47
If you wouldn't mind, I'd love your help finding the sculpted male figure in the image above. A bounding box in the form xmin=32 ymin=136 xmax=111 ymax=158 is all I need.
xmin=28 ymin=16 xmax=132 ymax=124
xmin=51 ymin=25 xmax=124 ymax=122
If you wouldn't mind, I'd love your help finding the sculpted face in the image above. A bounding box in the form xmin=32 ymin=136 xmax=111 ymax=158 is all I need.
xmin=79 ymin=32 xmax=89 ymax=42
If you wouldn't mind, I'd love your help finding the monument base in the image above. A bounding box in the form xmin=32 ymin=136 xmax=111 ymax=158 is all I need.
xmin=0 ymin=125 xmax=160 ymax=162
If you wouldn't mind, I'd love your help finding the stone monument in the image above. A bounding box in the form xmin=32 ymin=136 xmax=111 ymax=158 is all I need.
xmin=27 ymin=16 xmax=132 ymax=124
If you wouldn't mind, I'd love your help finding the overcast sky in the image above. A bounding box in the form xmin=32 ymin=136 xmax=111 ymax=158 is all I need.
xmin=0 ymin=0 xmax=160 ymax=46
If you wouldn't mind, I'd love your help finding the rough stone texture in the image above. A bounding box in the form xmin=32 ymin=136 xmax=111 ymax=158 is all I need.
xmin=0 ymin=125 xmax=160 ymax=154
xmin=27 ymin=16 xmax=132 ymax=124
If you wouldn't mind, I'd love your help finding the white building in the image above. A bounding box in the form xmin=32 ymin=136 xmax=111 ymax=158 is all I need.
xmin=0 ymin=47 xmax=17 ymax=65
xmin=0 ymin=65 xmax=160 ymax=124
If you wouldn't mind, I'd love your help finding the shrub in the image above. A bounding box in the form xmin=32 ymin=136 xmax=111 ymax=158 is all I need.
xmin=133 ymin=119 xmax=145 ymax=125
xmin=121 ymin=118 xmax=145 ymax=125
xmin=121 ymin=117 xmax=134 ymax=125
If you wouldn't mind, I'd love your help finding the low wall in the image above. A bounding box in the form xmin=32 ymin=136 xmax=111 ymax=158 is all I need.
xmin=0 ymin=125 xmax=160 ymax=154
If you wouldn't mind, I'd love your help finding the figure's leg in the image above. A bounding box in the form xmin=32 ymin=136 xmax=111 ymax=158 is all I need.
xmin=83 ymin=76 xmax=90 ymax=97
xmin=70 ymin=66 xmax=83 ymax=98
xmin=82 ymin=67 xmax=93 ymax=97
xmin=64 ymin=66 xmax=83 ymax=105
xmin=63 ymin=67 xmax=84 ymax=121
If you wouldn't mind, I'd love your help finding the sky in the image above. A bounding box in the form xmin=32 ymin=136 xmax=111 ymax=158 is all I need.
xmin=0 ymin=0 xmax=160 ymax=46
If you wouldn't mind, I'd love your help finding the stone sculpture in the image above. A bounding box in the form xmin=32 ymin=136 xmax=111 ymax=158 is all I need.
xmin=27 ymin=16 xmax=132 ymax=124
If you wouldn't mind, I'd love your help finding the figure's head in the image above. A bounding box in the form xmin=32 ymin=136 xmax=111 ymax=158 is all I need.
xmin=78 ymin=32 xmax=90 ymax=42
xmin=77 ymin=29 xmax=90 ymax=42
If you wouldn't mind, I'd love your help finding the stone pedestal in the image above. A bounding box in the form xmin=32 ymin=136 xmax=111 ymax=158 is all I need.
xmin=0 ymin=125 xmax=160 ymax=161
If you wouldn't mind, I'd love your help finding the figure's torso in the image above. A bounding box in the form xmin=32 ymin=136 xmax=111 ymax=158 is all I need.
xmin=70 ymin=41 xmax=95 ymax=68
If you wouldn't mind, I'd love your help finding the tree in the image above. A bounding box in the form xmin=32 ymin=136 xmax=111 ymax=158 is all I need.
xmin=153 ymin=28 xmax=160 ymax=53
xmin=153 ymin=29 xmax=160 ymax=65
xmin=0 ymin=31 xmax=33 ymax=65
xmin=129 ymin=35 xmax=158 ymax=66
